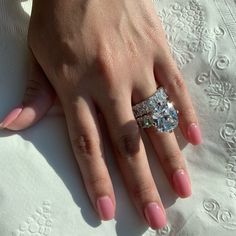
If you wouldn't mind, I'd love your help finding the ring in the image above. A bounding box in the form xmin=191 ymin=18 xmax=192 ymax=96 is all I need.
xmin=132 ymin=87 xmax=178 ymax=133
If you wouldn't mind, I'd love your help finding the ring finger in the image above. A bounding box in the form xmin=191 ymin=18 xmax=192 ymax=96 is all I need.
xmin=147 ymin=130 xmax=192 ymax=198
xmin=133 ymin=77 xmax=191 ymax=198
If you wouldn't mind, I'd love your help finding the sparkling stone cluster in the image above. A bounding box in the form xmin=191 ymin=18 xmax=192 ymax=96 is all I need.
xmin=132 ymin=87 xmax=178 ymax=132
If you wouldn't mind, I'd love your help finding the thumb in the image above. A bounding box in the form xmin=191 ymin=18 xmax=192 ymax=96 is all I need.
xmin=0 ymin=52 xmax=56 ymax=131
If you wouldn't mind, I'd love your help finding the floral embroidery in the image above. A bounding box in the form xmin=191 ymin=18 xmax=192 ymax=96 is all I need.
xmin=159 ymin=0 xmax=214 ymax=68
xmin=203 ymin=199 xmax=236 ymax=230
xmin=147 ymin=225 xmax=171 ymax=236
xmin=195 ymin=26 xmax=236 ymax=111
xmin=205 ymin=80 xmax=236 ymax=111
xmin=12 ymin=201 xmax=53 ymax=236
xmin=160 ymin=0 xmax=236 ymax=111
xmin=220 ymin=123 xmax=236 ymax=198
xmin=220 ymin=123 xmax=236 ymax=144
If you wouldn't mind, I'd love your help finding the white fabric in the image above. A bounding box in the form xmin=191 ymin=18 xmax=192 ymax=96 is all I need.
xmin=0 ymin=0 xmax=236 ymax=235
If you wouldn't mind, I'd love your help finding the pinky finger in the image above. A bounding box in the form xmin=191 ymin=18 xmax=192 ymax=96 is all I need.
xmin=154 ymin=53 xmax=202 ymax=145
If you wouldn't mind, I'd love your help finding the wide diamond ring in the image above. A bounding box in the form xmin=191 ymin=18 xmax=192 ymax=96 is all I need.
xmin=132 ymin=87 xmax=178 ymax=133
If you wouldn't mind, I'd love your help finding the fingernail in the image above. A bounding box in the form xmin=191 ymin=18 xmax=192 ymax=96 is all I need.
xmin=187 ymin=123 xmax=202 ymax=145
xmin=144 ymin=202 xmax=167 ymax=229
xmin=0 ymin=106 xmax=23 ymax=129
xmin=173 ymin=169 xmax=192 ymax=198
xmin=96 ymin=196 xmax=115 ymax=221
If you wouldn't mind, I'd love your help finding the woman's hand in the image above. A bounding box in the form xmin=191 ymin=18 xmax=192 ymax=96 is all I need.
xmin=0 ymin=0 xmax=202 ymax=229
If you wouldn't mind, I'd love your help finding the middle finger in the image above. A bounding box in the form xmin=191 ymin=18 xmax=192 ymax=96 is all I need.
xmin=97 ymin=87 xmax=167 ymax=229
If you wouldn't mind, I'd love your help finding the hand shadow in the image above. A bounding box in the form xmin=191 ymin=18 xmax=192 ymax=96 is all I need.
xmin=0 ymin=1 xmax=188 ymax=235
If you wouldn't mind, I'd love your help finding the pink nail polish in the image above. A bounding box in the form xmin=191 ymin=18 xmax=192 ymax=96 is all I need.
xmin=0 ymin=106 xmax=23 ymax=129
xmin=96 ymin=196 xmax=115 ymax=221
xmin=144 ymin=202 xmax=167 ymax=229
xmin=187 ymin=123 xmax=202 ymax=145
xmin=173 ymin=169 xmax=192 ymax=198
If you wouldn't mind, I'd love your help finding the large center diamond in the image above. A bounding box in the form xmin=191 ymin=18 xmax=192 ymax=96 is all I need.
xmin=152 ymin=102 xmax=178 ymax=132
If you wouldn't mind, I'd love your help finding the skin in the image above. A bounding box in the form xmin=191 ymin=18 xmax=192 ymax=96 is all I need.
xmin=3 ymin=0 xmax=200 ymax=228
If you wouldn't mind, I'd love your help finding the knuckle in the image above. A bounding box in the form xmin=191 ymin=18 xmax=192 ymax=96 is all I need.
xmin=57 ymin=39 xmax=82 ymax=68
xmin=125 ymin=37 xmax=139 ymax=59
xmin=87 ymin=176 xmax=109 ymax=191
xmin=56 ymin=63 xmax=74 ymax=82
xmin=132 ymin=182 xmax=155 ymax=200
xmin=145 ymin=25 xmax=160 ymax=47
xmin=96 ymin=46 xmax=115 ymax=76
xmin=168 ymin=73 xmax=186 ymax=92
xmin=162 ymin=151 xmax=183 ymax=167
xmin=179 ymin=106 xmax=195 ymax=120
xmin=95 ymin=44 xmax=121 ymax=88
xmin=25 ymin=79 xmax=41 ymax=95
xmin=115 ymin=125 xmax=141 ymax=158
xmin=71 ymin=134 xmax=96 ymax=159
xmin=24 ymin=78 xmax=46 ymax=102
xmin=24 ymin=88 xmax=38 ymax=101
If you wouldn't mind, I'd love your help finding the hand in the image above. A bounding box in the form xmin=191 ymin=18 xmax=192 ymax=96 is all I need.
xmin=0 ymin=0 xmax=202 ymax=229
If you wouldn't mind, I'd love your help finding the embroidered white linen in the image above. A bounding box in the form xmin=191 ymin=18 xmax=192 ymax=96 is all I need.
xmin=0 ymin=0 xmax=236 ymax=235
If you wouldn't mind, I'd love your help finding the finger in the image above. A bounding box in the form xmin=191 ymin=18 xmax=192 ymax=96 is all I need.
xmin=154 ymin=51 xmax=202 ymax=145
xmin=147 ymin=129 xmax=191 ymax=198
xmin=62 ymin=95 xmax=116 ymax=221
xmin=0 ymin=52 xmax=56 ymax=131
xmin=98 ymin=89 xmax=167 ymax=229
xmin=132 ymin=72 xmax=191 ymax=198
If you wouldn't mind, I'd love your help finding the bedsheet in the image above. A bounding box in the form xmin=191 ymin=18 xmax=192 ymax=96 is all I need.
xmin=0 ymin=0 xmax=236 ymax=235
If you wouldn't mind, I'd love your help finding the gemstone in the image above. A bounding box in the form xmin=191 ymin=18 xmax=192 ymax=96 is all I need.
xmin=152 ymin=102 xmax=178 ymax=132
xmin=147 ymin=100 xmax=156 ymax=111
xmin=155 ymin=88 xmax=168 ymax=101
xmin=142 ymin=115 xmax=153 ymax=128
xmin=133 ymin=88 xmax=178 ymax=133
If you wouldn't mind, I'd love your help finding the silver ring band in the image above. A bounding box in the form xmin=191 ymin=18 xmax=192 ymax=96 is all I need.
xmin=132 ymin=87 xmax=168 ymax=118
xmin=132 ymin=87 xmax=178 ymax=133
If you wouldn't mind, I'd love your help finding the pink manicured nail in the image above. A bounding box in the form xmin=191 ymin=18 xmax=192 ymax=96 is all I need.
xmin=96 ymin=196 xmax=115 ymax=221
xmin=0 ymin=106 xmax=23 ymax=129
xmin=187 ymin=123 xmax=202 ymax=145
xmin=144 ymin=202 xmax=167 ymax=229
xmin=173 ymin=169 xmax=192 ymax=198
